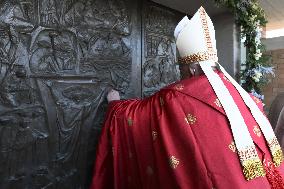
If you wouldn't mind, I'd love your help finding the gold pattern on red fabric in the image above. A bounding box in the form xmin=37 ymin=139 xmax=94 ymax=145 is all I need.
xmin=214 ymin=99 xmax=222 ymax=108
xmin=152 ymin=131 xmax=158 ymax=141
xmin=169 ymin=156 xmax=180 ymax=169
xmin=253 ymin=126 xmax=262 ymax=137
xmin=175 ymin=84 xmax=184 ymax=90
xmin=185 ymin=114 xmax=197 ymax=125
xmin=228 ymin=141 xmax=236 ymax=153
xmin=127 ymin=118 xmax=133 ymax=126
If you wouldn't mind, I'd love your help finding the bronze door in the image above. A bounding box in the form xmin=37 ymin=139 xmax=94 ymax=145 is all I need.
xmin=0 ymin=0 xmax=181 ymax=188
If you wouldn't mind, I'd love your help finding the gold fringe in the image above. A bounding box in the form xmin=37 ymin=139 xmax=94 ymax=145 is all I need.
xmin=268 ymin=138 xmax=284 ymax=167
xmin=242 ymin=158 xmax=266 ymax=180
xmin=272 ymin=148 xmax=284 ymax=167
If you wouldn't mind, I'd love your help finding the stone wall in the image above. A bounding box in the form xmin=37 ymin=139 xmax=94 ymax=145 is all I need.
xmin=263 ymin=49 xmax=284 ymax=111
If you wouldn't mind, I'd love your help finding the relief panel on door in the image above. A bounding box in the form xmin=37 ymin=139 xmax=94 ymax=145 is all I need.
xmin=0 ymin=0 xmax=140 ymax=188
xmin=142 ymin=2 xmax=181 ymax=97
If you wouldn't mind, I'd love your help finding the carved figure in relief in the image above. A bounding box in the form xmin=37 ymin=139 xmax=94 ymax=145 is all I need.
xmin=45 ymin=81 xmax=106 ymax=163
xmin=30 ymin=29 xmax=78 ymax=74
xmin=0 ymin=0 xmax=132 ymax=188
xmin=143 ymin=36 xmax=179 ymax=96
xmin=143 ymin=5 xmax=180 ymax=96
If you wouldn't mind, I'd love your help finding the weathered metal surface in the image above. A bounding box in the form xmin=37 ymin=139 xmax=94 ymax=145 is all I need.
xmin=0 ymin=0 xmax=180 ymax=188
xmin=142 ymin=1 xmax=181 ymax=97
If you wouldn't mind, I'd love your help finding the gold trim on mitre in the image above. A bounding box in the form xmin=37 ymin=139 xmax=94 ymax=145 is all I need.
xmin=178 ymin=51 xmax=218 ymax=64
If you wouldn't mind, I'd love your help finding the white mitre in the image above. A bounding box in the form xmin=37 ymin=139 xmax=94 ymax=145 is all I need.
xmin=174 ymin=16 xmax=190 ymax=40
xmin=175 ymin=8 xmax=217 ymax=66
xmin=174 ymin=6 xmax=284 ymax=181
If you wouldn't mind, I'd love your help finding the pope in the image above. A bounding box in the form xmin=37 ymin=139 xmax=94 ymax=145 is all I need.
xmin=90 ymin=7 xmax=284 ymax=189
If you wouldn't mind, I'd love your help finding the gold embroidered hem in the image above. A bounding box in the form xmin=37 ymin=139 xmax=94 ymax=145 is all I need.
xmin=238 ymin=146 xmax=265 ymax=180
xmin=268 ymin=138 xmax=284 ymax=167
xmin=272 ymin=149 xmax=284 ymax=167
xmin=242 ymin=158 xmax=266 ymax=180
